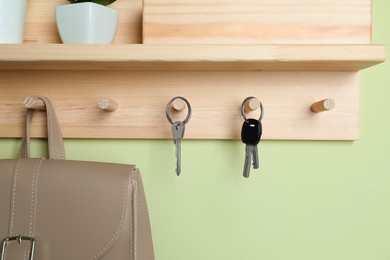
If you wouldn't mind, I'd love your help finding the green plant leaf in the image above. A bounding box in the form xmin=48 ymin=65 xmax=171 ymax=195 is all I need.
xmin=67 ymin=0 xmax=116 ymax=6
xmin=92 ymin=0 xmax=116 ymax=6
xmin=68 ymin=0 xmax=92 ymax=3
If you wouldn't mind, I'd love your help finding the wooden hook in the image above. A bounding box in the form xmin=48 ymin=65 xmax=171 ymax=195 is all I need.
xmin=23 ymin=97 xmax=45 ymax=110
xmin=98 ymin=98 xmax=118 ymax=112
xmin=244 ymin=97 xmax=260 ymax=113
xmin=171 ymin=98 xmax=186 ymax=112
xmin=311 ymin=99 xmax=335 ymax=113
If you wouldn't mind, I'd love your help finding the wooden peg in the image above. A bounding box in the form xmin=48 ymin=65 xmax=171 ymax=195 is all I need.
xmin=311 ymin=99 xmax=335 ymax=113
xmin=98 ymin=98 xmax=118 ymax=112
xmin=171 ymin=98 xmax=186 ymax=112
xmin=23 ymin=97 xmax=45 ymax=110
xmin=244 ymin=97 xmax=260 ymax=113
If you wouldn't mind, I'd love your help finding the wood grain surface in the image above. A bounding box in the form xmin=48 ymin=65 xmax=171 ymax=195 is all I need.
xmin=143 ymin=0 xmax=372 ymax=44
xmin=0 ymin=44 xmax=385 ymax=71
xmin=0 ymin=71 xmax=359 ymax=140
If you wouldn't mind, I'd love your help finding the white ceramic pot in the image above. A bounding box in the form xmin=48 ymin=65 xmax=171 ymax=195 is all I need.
xmin=0 ymin=0 xmax=27 ymax=43
xmin=56 ymin=2 xmax=118 ymax=44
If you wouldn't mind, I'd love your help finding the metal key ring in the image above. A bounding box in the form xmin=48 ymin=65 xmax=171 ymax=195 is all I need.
xmin=166 ymin=96 xmax=192 ymax=125
xmin=241 ymin=96 xmax=264 ymax=121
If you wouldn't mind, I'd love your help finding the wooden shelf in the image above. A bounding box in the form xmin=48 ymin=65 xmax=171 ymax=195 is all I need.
xmin=0 ymin=44 xmax=386 ymax=140
xmin=0 ymin=44 xmax=385 ymax=71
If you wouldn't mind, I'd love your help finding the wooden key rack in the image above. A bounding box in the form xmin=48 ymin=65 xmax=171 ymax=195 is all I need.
xmin=0 ymin=0 xmax=386 ymax=140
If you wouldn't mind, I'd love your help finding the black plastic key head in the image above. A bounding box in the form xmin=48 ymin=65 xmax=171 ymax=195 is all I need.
xmin=241 ymin=119 xmax=262 ymax=145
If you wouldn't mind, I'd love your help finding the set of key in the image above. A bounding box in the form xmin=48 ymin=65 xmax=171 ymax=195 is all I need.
xmin=241 ymin=118 xmax=262 ymax=178
xmin=241 ymin=97 xmax=264 ymax=178
xmin=167 ymin=96 xmax=263 ymax=178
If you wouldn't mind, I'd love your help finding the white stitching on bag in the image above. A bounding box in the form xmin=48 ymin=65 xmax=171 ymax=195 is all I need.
xmin=7 ymin=159 xmax=43 ymax=260
xmin=23 ymin=159 xmax=44 ymax=260
xmin=42 ymin=96 xmax=65 ymax=160
xmin=91 ymin=171 xmax=131 ymax=260
xmin=135 ymin=170 xmax=154 ymax=260
xmin=9 ymin=160 xmax=22 ymax=236
xmin=5 ymin=159 xmax=22 ymax=259
xmin=28 ymin=159 xmax=44 ymax=236
xmin=43 ymin=97 xmax=55 ymax=160
xmin=34 ymin=96 xmax=62 ymax=159
xmin=130 ymin=179 xmax=135 ymax=260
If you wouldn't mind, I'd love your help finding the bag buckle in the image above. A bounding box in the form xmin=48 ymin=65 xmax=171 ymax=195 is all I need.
xmin=1 ymin=235 xmax=35 ymax=260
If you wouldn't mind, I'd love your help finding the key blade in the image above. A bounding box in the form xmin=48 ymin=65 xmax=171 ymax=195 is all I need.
xmin=243 ymin=145 xmax=252 ymax=178
xmin=252 ymin=145 xmax=259 ymax=169
xmin=171 ymin=122 xmax=184 ymax=176
xmin=175 ymin=140 xmax=181 ymax=176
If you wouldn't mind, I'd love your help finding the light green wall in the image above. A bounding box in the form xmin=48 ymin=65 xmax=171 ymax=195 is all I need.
xmin=1 ymin=1 xmax=389 ymax=259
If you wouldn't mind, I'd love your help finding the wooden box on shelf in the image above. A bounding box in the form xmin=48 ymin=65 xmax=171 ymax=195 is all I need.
xmin=143 ymin=0 xmax=372 ymax=44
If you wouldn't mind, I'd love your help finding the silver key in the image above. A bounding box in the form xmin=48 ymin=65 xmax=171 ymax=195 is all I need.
xmin=243 ymin=145 xmax=252 ymax=178
xmin=243 ymin=144 xmax=257 ymax=178
xmin=171 ymin=122 xmax=185 ymax=176
xmin=252 ymin=145 xmax=259 ymax=169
